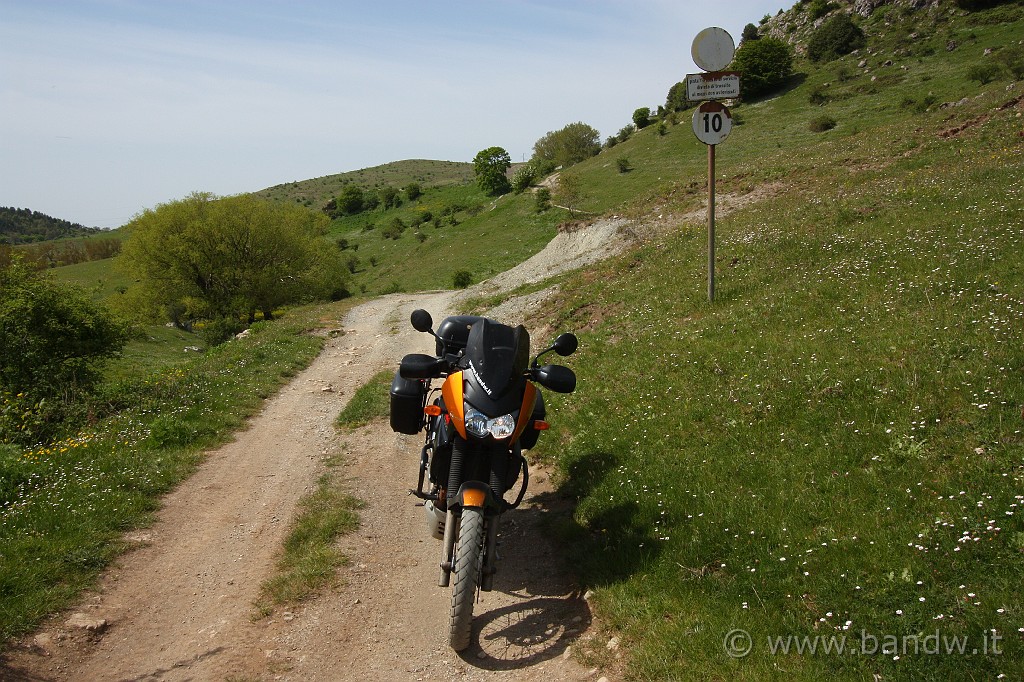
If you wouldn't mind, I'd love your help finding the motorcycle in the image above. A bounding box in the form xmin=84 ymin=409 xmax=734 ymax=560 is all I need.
xmin=389 ymin=309 xmax=578 ymax=651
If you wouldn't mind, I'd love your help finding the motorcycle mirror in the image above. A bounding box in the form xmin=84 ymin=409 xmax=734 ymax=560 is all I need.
xmin=552 ymin=332 xmax=578 ymax=357
xmin=410 ymin=309 xmax=434 ymax=334
xmin=533 ymin=364 xmax=577 ymax=393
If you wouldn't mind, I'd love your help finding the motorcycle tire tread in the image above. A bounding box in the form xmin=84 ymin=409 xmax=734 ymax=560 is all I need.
xmin=448 ymin=508 xmax=484 ymax=651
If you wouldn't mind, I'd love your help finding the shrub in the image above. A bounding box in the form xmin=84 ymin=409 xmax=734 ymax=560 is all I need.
xmin=616 ymin=157 xmax=632 ymax=173
xmin=809 ymin=87 xmax=830 ymax=105
xmin=511 ymin=164 xmax=537 ymax=193
xmin=967 ymin=62 xmax=1001 ymax=84
xmin=405 ymin=182 xmax=422 ymax=201
xmin=532 ymin=123 xmax=602 ymax=168
xmin=535 ymin=188 xmax=552 ymax=213
xmin=807 ymin=14 xmax=866 ymax=62
xmin=731 ymin=36 xmax=794 ymax=98
xmin=617 ymin=124 xmax=636 ymax=142
xmin=657 ymin=122 xmax=668 ymax=136
xmin=632 ymin=107 xmax=651 ymax=129
xmin=809 ymin=114 xmax=838 ymax=132
xmin=994 ymin=45 xmax=1024 ymax=79
xmin=604 ymin=136 xmax=618 ymax=149
xmin=452 ymin=270 xmax=472 ymax=289
xmin=346 ymin=255 xmax=360 ymax=274
xmin=415 ymin=231 xmax=427 ymax=243
xmin=199 ymin=316 xmax=247 ymax=346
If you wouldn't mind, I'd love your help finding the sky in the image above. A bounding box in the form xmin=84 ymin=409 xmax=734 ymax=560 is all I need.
xmin=1 ymin=0 xmax=787 ymax=228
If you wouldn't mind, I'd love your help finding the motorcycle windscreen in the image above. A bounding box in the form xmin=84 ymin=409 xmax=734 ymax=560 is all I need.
xmin=463 ymin=318 xmax=530 ymax=400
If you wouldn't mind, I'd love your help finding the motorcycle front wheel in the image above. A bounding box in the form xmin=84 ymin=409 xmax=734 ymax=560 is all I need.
xmin=448 ymin=506 xmax=484 ymax=651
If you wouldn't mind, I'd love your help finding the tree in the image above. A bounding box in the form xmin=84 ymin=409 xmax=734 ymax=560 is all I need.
xmin=632 ymin=107 xmax=651 ymax=129
xmin=742 ymin=23 xmax=760 ymax=43
xmin=531 ymin=122 xmax=601 ymax=168
xmin=405 ymin=182 xmax=423 ymax=201
xmin=0 ymin=258 xmax=127 ymax=398
xmin=336 ymin=184 xmax=365 ymax=215
xmin=555 ymin=173 xmax=585 ymax=218
xmin=473 ymin=146 xmax=512 ymax=196
xmin=731 ymin=36 xmax=794 ymax=98
xmin=118 ymin=193 xmax=347 ymax=337
xmin=665 ymin=81 xmax=691 ymax=112
xmin=379 ymin=186 xmax=401 ymax=209
xmin=806 ymin=14 xmax=866 ymax=62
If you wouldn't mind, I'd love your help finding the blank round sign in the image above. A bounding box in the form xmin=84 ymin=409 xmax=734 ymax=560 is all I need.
xmin=691 ymin=27 xmax=735 ymax=72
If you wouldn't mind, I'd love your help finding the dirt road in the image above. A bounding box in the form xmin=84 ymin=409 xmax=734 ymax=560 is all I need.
xmin=2 ymin=219 xmax=627 ymax=681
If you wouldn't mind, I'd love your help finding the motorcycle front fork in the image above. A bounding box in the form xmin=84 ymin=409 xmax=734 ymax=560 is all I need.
xmin=438 ymin=508 xmax=500 ymax=591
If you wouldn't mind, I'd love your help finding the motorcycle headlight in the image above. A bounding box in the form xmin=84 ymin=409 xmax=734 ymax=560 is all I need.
xmin=464 ymin=407 xmax=517 ymax=440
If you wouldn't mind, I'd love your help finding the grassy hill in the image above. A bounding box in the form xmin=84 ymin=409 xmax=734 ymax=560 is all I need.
xmin=250 ymin=159 xmax=475 ymax=210
xmin=514 ymin=2 xmax=1024 ymax=679
xmin=0 ymin=207 xmax=102 ymax=245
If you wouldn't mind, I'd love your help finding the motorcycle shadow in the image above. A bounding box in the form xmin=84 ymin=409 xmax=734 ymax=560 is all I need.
xmin=460 ymin=488 xmax=593 ymax=669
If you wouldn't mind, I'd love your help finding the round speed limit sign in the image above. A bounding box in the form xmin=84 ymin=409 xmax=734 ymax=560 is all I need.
xmin=692 ymin=101 xmax=733 ymax=145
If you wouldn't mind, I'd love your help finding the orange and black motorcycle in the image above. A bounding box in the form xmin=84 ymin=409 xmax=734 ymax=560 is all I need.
xmin=389 ymin=309 xmax=578 ymax=650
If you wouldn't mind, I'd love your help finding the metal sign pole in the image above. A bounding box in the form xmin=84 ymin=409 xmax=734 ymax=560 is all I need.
xmin=708 ymin=143 xmax=715 ymax=303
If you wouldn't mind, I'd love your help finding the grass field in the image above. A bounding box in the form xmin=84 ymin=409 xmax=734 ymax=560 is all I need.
xmin=528 ymin=6 xmax=1024 ymax=678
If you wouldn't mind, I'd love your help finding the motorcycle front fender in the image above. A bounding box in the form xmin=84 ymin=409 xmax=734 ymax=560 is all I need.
xmin=449 ymin=480 xmax=502 ymax=513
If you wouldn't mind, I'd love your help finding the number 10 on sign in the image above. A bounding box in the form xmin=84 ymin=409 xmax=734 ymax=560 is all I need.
xmin=692 ymin=101 xmax=732 ymax=146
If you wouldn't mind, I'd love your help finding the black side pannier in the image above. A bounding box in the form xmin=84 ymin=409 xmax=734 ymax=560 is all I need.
xmin=435 ymin=315 xmax=483 ymax=357
xmin=519 ymin=391 xmax=546 ymax=450
xmin=390 ymin=372 xmax=426 ymax=434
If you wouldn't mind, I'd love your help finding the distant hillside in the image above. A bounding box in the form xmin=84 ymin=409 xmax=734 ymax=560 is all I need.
xmin=251 ymin=159 xmax=475 ymax=211
xmin=0 ymin=207 xmax=101 ymax=245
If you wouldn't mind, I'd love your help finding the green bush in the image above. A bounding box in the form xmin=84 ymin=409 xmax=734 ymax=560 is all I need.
xmin=535 ymin=188 xmax=552 ymax=213
xmin=617 ymin=157 xmax=632 ymax=173
xmin=809 ymin=114 xmax=838 ymax=132
xmin=199 ymin=316 xmax=247 ymax=346
xmin=0 ymin=259 xmax=128 ymax=443
xmin=731 ymin=36 xmax=795 ymax=98
xmin=967 ymin=61 xmax=1002 ymax=84
xmin=632 ymin=107 xmax=651 ymax=129
xmin=995 ymin=45 xmax=1024 ymax=79
xmin=452 ymin=270 xmax=472 ymax=289
xmin=807 ymin=14 xmax=867 ymax=62
xmin=511 ymin=164 xmax=537 ymax=193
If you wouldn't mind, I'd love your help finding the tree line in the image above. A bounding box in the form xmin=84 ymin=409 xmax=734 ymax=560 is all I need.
xmin=0 ymin=207 xmax=102 ymax=245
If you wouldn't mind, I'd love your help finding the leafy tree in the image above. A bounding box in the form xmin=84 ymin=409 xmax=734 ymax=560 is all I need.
xmin=405 ymin=182 xmax=423 ymax=201
xmin=616 ymin=124 xmax=636 ymax=142
xmin=731 ymin=36 xmax=794 ymax=98
xmin=119 ymin=193 xmax=347 ymax=336
xmin=555 ymin=173 xmax=585 ymax=218
xmin=806 ymin=14 xmax=866 ymax=62
xmin=473 ymin=146 xmax=512 ymax=196
xmin=531 ymin=122 xmax=601 ymax=169
xmin=742 ymin=23 xmax=760 ymax=43
xmin=379 ymin=186 xmax=401 ymax=210
xmin=665 ymin=81 xmax=690 ymax=112
xmin=632 ymin=107 xmax=651 ymax=129
xmin=452 ymin=270 xmax=472 ymax=289
xmin=336 ymin=184 xmax=365 ymax=215
xmin=0 ymin=258 xmax=128 ymax=398
xmin=535 ymin=188 xmax=552 ymax=213
xmin=1 ymin=258 xmax=128 ymax=443
xmin=511 ymin=164 xmax=537 ymax=194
